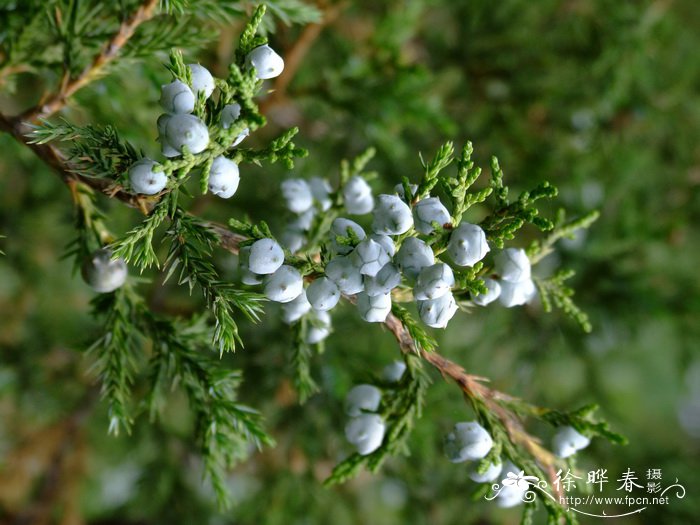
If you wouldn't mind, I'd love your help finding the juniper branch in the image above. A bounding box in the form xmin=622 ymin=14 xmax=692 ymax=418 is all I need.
xmin=20 ymin=0 xmax=160 ymax=123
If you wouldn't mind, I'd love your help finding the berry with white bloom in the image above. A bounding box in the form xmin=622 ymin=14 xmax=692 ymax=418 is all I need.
xmin=343 ymin=176 xmax=374 ymax=215
xmin=81 ymin=249 xmax=128 ymax=293
xmin=352 ymin=239 xmax=391 ymax=277
xmin=306 ymin=309 xmax=331 ymax=344
xmin=220 ymin=103 xmax=249 ymax=146
xmin=325 ymin=256 xmax=364 ymax=295
xmin=372 ymin=194 xmax=413 ymax=235
xmin=495 ymin=247 xmax=531 ymax=282
xmin=394 ymin=182 xmax=418 ymax=201
xmin=263 ymin=265 xmax=303 ymax=303
xmin=248 ymin=238 xmax=284 ymax=275
xmin=207 ymin=156 xmax=239 ymax=198
xmin=291 ymin=209 xmax=316 ymax=232
xmin=395 ymin=237 xmax=434 ymax=279
xmin=163 ymin=114 xmax=209 ymax=154
xmin=369 ymin=233 xmax=395 ymax=257
xmin=246 ymin=44 xmax=285 ymax=80
xmin=306 ymin=277 xmax=340 ymax=311
xmin=220 ymin=103 xmax=241 ymax=127
xmin=281 ymin=289 xmax=311 ymax=324
xmin=129 ymin=158 xmax=167 ymax=195
xmin=495 ymin=462 xmax=528 ymax=508
xmin=160 ymin=80 xmax=195 ymax=114
xmin=157 ymin=114 xmax=180 ymax=158
xmin=238 ymin=246 xmax=262 ymax=285
xmin=309 ymin=177 xmax=332 ymax=211
xmin=413 ymin=263 xmax=455 ymax=300
xmin=356 ymin=292 xmax=392 ymax=323
xmin=345 ymin=384 xmax=382 ymax=416
xmin=472 ymin=277 xmax=501 ymax=306
xmin=330 ymin=218 xmax=366 ymax=255
xmin=281 ymin=179 xmax=313 ymax=213
xmin=187 ymin=64 xmax=215 ymax=98
xmin=345 ymin=414 xmax=386 ymax=455
xmin=447 ymin=223 xmax=489 ymax=267
xmin=417 ymin=292 xmax=458 ymax=329
xmin=413 ymin=197 xmax=451 ymax=234
xmin=364 ymin=262 xmax=401 ymax=296
xmin=382 ymin=361 xmax=406 ymax=382
xmin=443 ymin=421 xmax=493 ymax=463
xmin=280 ymin=227 xmax=305 ymax=253
xmin=498 ymin=278 xmax=536 ymax=307
xmin=552 ymin=426 xmax=590 ymax=458
xmin=468 ymin=461 xmax=503 ymax=483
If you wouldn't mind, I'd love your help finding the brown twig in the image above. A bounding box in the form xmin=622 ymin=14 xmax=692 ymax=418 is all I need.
xmin=19 ymin=0 xmax=160 ymax=124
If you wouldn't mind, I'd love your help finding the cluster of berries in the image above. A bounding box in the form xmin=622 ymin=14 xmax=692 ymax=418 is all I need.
xmin=238 ymin=175 xmax=538 ymax=342
xmin=83 ymin=46 xmax=285 ymax=293
xmin=126 ymin=44 xmax=285 ymax=200
xmin=343 ymin=361 xmax=406 ymax=455
xmin=443 ymin=421 xmax=591 ymax=507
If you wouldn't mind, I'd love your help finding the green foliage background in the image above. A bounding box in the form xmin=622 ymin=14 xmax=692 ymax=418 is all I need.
xmin=0 ymin=0 xmax=698 ymax=523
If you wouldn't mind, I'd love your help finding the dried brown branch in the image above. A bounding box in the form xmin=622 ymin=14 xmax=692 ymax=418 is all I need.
xmin=19 ymin=0 xmax=160 ymax=124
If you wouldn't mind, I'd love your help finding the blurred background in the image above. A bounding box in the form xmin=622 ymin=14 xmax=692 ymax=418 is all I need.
xmin=0 ymin=0 xmax=698 ymax=523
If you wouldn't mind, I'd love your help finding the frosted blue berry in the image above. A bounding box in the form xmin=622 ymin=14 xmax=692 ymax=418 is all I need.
xmin=280 ymin=227 xmax=305 ymax=253
xmin=472 ymin=277 xmax=501 ymax=306
xmin=238 ymin=246 xmax=263 ymax=285
xmin=443 ymin=421 xmax=493 ymax=463
xmin=552 ymin=426 xmax=590 ymax=458
xmin=395 ymin=237 xmax=434 ymax=279
xmin=468 ymin=461 xmax=503 ymax=483
xmin=498 ymin=278 xmax=536 ymax=307
xmin=263 ymin=265 xmax=303 ymax=303
xmin=81 ymin=248 xmax=127 ymax=293
xmin=187 ymin=63 xmax=215 ymax=98
xmin=160 ymin=80 xmax=195 ymax=114
xmin=345 ymin=384 xmax=382 ymax=416
xmin=356 ymin=292 xmax=392 ymax=323
xmin=495 ymin=247 xmax=531 ymax=282
xmin=343 ymin=176 xmax=374 ymax=215
xmin=163 ymin=114 xmax=209 ymax=154
xmin=413 ymin=263 xmax=455 ymax=300
xmin=369 ymin=233 xmax=395 ymax=257
xmin=372 ymin=194 xmax=413 ymax=235
xmin=325 ymin=255 xmax=364 ymax=295
xmin=413 ymin=197 xmax=451 ymax=234
xmin=364 ymin=263 xmax=401 ymax=297
xmin=352 ymin=239 xmax=391 ymax=277
xmin=306 ymin=309 xmax=331 ymax=344
xmin=281 ymin=289 xmax=311 ymax=324
xmin=309 ymin=177 xmax=332 ymax=211
xmin=417 ymin=291 xmax=458 ymax=328
xmin=157 ymin=114 xmax=180 ymax=158
xmin=248 ymin=238 xmax=284 ymax=275
xmin=208 ymin=156 xmax=239 ymax=198
xmin=129 ymin=158 xmax=167 ymax=195
xmin=382 ymin=361 xmax=406 ymax=382
xmin=345 ymin=414 xmax=385 ymax=455
xmin=447 ymin=223 xmax=489 ymax=267
xmin=330 ymin=218 xmax=366 ymax=255
xmin=246 ymin=44 xmax=284 ymax=80
xmin=394 ymin=182 xmax=418 ymax=201
xmin=281 ymin=178 xmax=313 ymax=214
xmin=306 ymin=277 xmax=341 ymax=311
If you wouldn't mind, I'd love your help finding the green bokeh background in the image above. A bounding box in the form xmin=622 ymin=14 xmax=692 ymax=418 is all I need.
xmin=0 ymin=1 xmax=698 ymax=523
